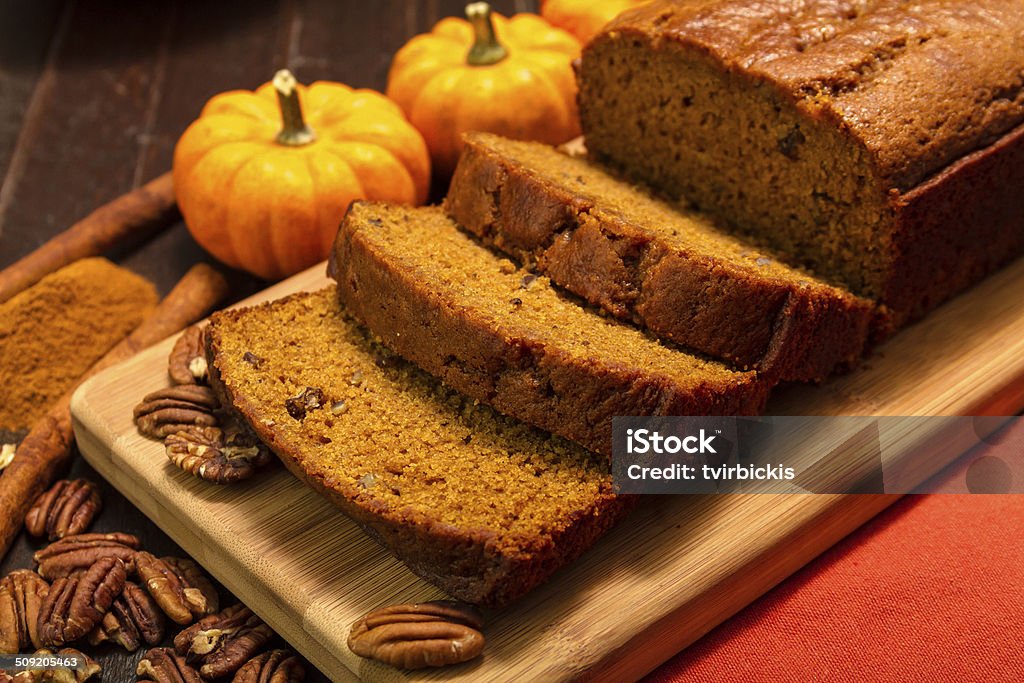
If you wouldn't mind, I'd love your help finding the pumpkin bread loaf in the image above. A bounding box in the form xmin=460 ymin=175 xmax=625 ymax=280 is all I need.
xmin=330 ymin=203 xmax=769 ymax=456
xmin=445 ymin=133 xmax=875 ymax=382
xmin=206 ymin=287 xmax=631 ymax=607
xmin=578 ymin=0 xmax=1024 ymax=326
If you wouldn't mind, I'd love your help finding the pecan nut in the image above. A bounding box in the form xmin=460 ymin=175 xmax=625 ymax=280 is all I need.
xmin=164 ymin=557 xmax=218 ymax=618
xmin=232 ymin=649 xmax=306 ymax=682
xmin=164 ymin=426 xmax=272 ymax=484
xmin=0 ymin=570 xmax=49 ymax=653
xmin=347 ymin=601 xmax=485 ymax=669
xmin=25 ymin=480 xmax=102 ymax=541
xmin=284 ymin=387 xmax=324 ymax=421
xmin=37 ymin=557 xmax=126 ymax=646
xmin=137 ymin=647 xmax=202 ymax=683
xmin=0 ymin=443 xmax=15 ymax=471
xmin=136 ymin=552 xmax=218 ymax=626
xmin=134 ymin=385 xmax=220 ymax=439
xmin=88 ymin=580 xmax=164 ymax=651
xmin=33 ymin=532 xmax=139 ymax=581
xmin=169 ymin=326 xmax=209 ymax=386
xmin=174 ymin=604 xmax=275 ymax=679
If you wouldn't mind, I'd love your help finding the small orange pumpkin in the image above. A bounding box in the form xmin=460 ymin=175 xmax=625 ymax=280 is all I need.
xmin=541 ymin=0 xmax=651 ymax=43
xmin=387 ymin=2 xmax=581 ymax=177
xmin=173 ymin=70 xmax=430 ymax=280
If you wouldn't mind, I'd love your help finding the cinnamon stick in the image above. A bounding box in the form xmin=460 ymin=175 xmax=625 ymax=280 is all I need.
xmin=0 ymin=263 xmax=228 ymax=558
xmin=0 ymin=172 xmax=178 ymax=306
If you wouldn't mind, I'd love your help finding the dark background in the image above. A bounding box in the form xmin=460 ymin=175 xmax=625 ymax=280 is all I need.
xmin=0 ymin=1 xmax=537 ymax=679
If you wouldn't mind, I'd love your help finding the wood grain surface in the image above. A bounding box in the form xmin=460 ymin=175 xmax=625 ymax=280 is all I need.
xmin=71 ymin=252 xmax=1024 ymax=682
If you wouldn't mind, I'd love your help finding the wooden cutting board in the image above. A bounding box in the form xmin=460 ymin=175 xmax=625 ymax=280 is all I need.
xmin=71 ymin=258 xmax=1024 ymax=682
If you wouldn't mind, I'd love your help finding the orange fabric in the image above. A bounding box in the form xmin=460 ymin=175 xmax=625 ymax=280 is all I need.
xmin=649 ymin=425 xmax=1024 ymax=682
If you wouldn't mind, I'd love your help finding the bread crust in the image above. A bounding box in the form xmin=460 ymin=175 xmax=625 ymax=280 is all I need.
xmin=445 ymin=134 xmax=875 ymax=381
xmin=884 ymin=121 xmax=1024 ymax=325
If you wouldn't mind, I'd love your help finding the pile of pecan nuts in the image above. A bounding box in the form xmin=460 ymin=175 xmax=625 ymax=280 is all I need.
xmin=0 ymin=478 xmax=306 ymax=682
xmin=133 ymin=326 xmax=273 ymax=485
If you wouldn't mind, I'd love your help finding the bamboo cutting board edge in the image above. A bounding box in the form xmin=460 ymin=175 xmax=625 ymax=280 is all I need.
xmin=71 ymin=257 xmax=1024 ymax=682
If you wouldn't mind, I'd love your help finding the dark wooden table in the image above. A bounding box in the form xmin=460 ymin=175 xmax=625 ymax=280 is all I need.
xmin=0 ymin=1 xmax=537 ymax=679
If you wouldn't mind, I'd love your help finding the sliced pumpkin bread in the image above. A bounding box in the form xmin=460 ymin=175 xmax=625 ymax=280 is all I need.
xmin=329 ymin=203 xmax=769 ymax=456
xmin=206 ymin=287 xmax=631 ymax=607
xmin=445 ymin=133 xmax=876 ymax=382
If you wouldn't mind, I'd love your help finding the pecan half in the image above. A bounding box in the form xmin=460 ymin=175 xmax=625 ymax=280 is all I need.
xmin=134 ymin=385 xmax=220 ymax=439
xmin=0 ymin=570 xmax=49 ymax=653
xmin=25 ymin=480 xmax=102 ymax=541
xmin=37 ymin=557 xmax=126 ymax=646
xmin=174 ymin=604 xmax=275 ymax=679
xmin=34 ymin=533 xmax=139 ymax=581
xmin=88 ymin=580 xmax=164 ymax=651
xmin=164 ymin=425 xmax=272 ymax=485
xmin=169 ymin=326 xmax=209 ymax=385
xmin=347 ymin=601 xmax=485 ymax=669
xmin=232 ymin=649 xmax=306 ymax=682
xmin=137 ymin=647 xmax=202 ymax=683
xmin=136 ymin=553 xmax=218 ymax=626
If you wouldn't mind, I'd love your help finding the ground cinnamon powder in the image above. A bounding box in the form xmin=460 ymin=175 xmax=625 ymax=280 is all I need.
xmin=0 ymin=257 xmax=157 ymax=431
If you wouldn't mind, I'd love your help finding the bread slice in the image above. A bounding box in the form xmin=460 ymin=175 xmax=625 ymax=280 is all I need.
xmin=577 ymin=0 xmax=1024 ymax=326
xmin=206 ymin=287 xmax=631 ymax=607
xmin=329 ymin=203 xmax=769 ymax=456
xmin=444 ymin=133 xmax=875 ymax=382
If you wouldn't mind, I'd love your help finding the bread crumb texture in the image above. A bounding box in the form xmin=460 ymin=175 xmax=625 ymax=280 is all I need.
xmin=208 ymin=288 xmax=617 ymax=554
xmin=349 ymin=203 xmax=751 ymax=387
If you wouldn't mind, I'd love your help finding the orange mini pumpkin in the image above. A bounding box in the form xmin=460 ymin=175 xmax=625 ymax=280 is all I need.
xmin=541 ymin=0 xmax=651 ymax=43
xmin=387 ymin=2 xmax=581 ymax=177
xmin=173 ymin=70 xmax=430 ymax=280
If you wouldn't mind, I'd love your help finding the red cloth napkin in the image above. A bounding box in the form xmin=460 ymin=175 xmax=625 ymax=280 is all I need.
xmin=649 ymin=422 xmax=1024 ymax=682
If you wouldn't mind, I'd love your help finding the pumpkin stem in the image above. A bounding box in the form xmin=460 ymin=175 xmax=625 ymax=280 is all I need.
xmin=273 ymin=69 xmax=316 ymax=146
xmin=465 ymin=2 xmax=508 ymax=67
